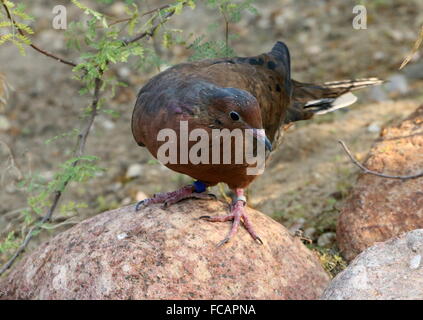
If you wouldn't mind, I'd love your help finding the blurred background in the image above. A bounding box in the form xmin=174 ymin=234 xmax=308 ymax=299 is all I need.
xmin=1 ymin=0 xmax=422 ymax=271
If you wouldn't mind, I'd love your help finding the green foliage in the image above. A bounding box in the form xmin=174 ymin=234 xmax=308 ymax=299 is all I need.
xmin=0 ymin=232 xmax=19 ymax=255
xmin=59 ymin=201 xmax=88 ymax=216
xmin=0 ymin=0 xmax=33 ymax=55
xmin=207 ymin=0 xmax=257 ymax=23
xmin=45 ymin=129 xmax=80 ymax=145
xmin=19 ymin=156 xmax=103 ymax=216
xmin=188 ymin=36 xmax=236 ymax=60
xmin=312 ymin=247 xmax=347 ymax=278
xmin=188 ymin=0 xmax=257 ymax=59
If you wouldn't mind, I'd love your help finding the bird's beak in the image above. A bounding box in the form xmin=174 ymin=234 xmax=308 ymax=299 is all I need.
xmin=252 ymin=128 xmax=272 ymax=152
xmin=264 ymin=136 xmax=272 ymax=152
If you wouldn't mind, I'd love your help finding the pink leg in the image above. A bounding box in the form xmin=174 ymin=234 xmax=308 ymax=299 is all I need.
xmin=200 ymin=188 xmax=263 ymax=246
xmin=136 ymin=184 xmax=215 ymax=210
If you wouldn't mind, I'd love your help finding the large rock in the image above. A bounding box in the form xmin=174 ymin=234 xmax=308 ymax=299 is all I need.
xmin=0 ymin=200 xmax=329 ymax=299
xmin=337 ymin=105 xmax=423 ymax=261
xmin=322 ymin=229 xmax=423 ymax=300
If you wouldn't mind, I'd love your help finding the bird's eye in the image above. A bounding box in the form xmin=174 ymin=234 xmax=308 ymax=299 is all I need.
xmin=229 ymin=111 xmax=240 ymax=121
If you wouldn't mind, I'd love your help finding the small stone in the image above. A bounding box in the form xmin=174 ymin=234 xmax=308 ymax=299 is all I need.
xmin=409 ymin=255 xmax=421 ymax=270
xmin=373 ymin=51 xmax=385 ymax=60
xmin=317 ymin=232 xmax=336 ymax=248
xmin=303 ymin=227 xmax=316 ymax=239
xmin=109 ymin=2 xmax=126 ymax=16
xmin=385 ymin=74 xmax=409 ymax=95
xmin=99 ymin=117 xmax=115 ymax=130
xmin=368 ymin=86 xmax=388 ymax=102
xmin=0 ymin=115 xmax=11 ymax=131
xmin=40 ymin=171 xmax=54 ymax=181
xmin=126 ymin=164 xmax=143 ymax=179
xmin=306 ymin=45 xmax=321 ymax=55
xmin=117 ymin=67 xmax=131 ymax=78
xmin=117 ymin=232 xmax=128 ymax=240
xmin=367 ymin=122 xmax=381 ymax=133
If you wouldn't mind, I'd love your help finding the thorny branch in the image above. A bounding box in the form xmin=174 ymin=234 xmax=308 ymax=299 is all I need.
xmin=1 ymin=0 xmax=77 ymax=67
xmin=123 ymin=9 xmax=176 ymax=45
xmin=338 ymin=140 xmax=423 ymax=180
xmin=0 ymin=2 xmax=184 ymax=276
xmin=1 ymin=1 xmax=177 ymax=67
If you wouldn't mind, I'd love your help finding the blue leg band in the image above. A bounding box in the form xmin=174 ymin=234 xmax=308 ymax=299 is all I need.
xmin=193 ymin=181 xmax=207 ymax=193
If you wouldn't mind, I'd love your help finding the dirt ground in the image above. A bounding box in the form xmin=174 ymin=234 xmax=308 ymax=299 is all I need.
xmin=1 ymin=0 xmax=423 ymax=268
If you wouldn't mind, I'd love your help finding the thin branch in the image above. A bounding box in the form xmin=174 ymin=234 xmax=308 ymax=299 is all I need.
xmin=141 ymin=4 xmax=172 ymax=17
xmin=2 ymin=207 xmax=29 ymax=219
xmin=0 ymin=78 xmax=102 ymax=276
xmin=109 ymin=3 xmax=172 ymax=26
xmin=400 ymin=25 xmax=423 ymax=70
xmin=1 ymin=0 xmax=77 ymax=67
xmin=338 ymin=140 xmax=423 ymax=180
xmin=123 ymin=9 xmax=175 ymax=45
xmin=219 ymin=5 xmax=230 ymax=57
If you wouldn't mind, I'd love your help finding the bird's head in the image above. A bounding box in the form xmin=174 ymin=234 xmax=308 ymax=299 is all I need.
xmin=199 ymin=87 xmax=272 ymax=151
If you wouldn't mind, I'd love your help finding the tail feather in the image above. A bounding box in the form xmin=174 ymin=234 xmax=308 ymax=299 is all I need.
xmin=322 ymin=78 xmax=384 ymax=91
xmin=285 ymin=77 xmax=383 ymax=123
xmin=305 ymin=92 xmax=358 ymax=115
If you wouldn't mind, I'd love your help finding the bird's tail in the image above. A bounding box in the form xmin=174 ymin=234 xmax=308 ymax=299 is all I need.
xmin=284 ymin=78 xmax=383 ymax=123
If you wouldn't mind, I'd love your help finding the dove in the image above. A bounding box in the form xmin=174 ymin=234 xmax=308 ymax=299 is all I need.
xmin=131 ymin=41 xmax=382 ymax=246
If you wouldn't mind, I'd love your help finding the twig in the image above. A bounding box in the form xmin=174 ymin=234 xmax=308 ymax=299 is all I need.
xmin=400 ymin=25 xmax=423 ymax=70
xmin=110 ymin=3 xmax=172 ymax=26
xmin=1 ymin=0 xmax=77 ymax=67
xmin=141 ymin=4 xmax=172 ymax=17
xmin=338 ymin=140 xmax=423 ymax=180
xmin=219 ymin=5 xmax=229 ymax=57
xmin=2 ymin=207 xmax=29 ymax=218
xmin=0 ymin=78 xmax=102 ymax=276
xmin=123 ymin=9 xmax=175 ymax=45
xmin=0 ymin=140 xmax=23 ymax=184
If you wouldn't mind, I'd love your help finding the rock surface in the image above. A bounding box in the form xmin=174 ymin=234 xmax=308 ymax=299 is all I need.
xmin=337 ymin=105 xmax=423 ymax=261
xmin=0 ymin=200 xmax=329 ymax=299
xmin=322 ymin=229 xmax=423 ymax=300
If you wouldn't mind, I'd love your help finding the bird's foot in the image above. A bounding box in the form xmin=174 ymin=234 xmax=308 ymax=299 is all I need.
xmin=200 ymin=192 xmax=263 ymax=246
xmin=135 ymin=182 xmax=215 ymax=211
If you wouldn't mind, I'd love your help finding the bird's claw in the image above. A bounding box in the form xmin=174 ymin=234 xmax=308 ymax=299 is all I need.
xmin=217 ymin=237 xmax=230 ymax=247
xmin=135 ymin=186 xmax=216 ymax=212
xmin=200 ymin=201 xmax=263 ymax=246
xmin=135 ymin=199 xmax=149 ymax=211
